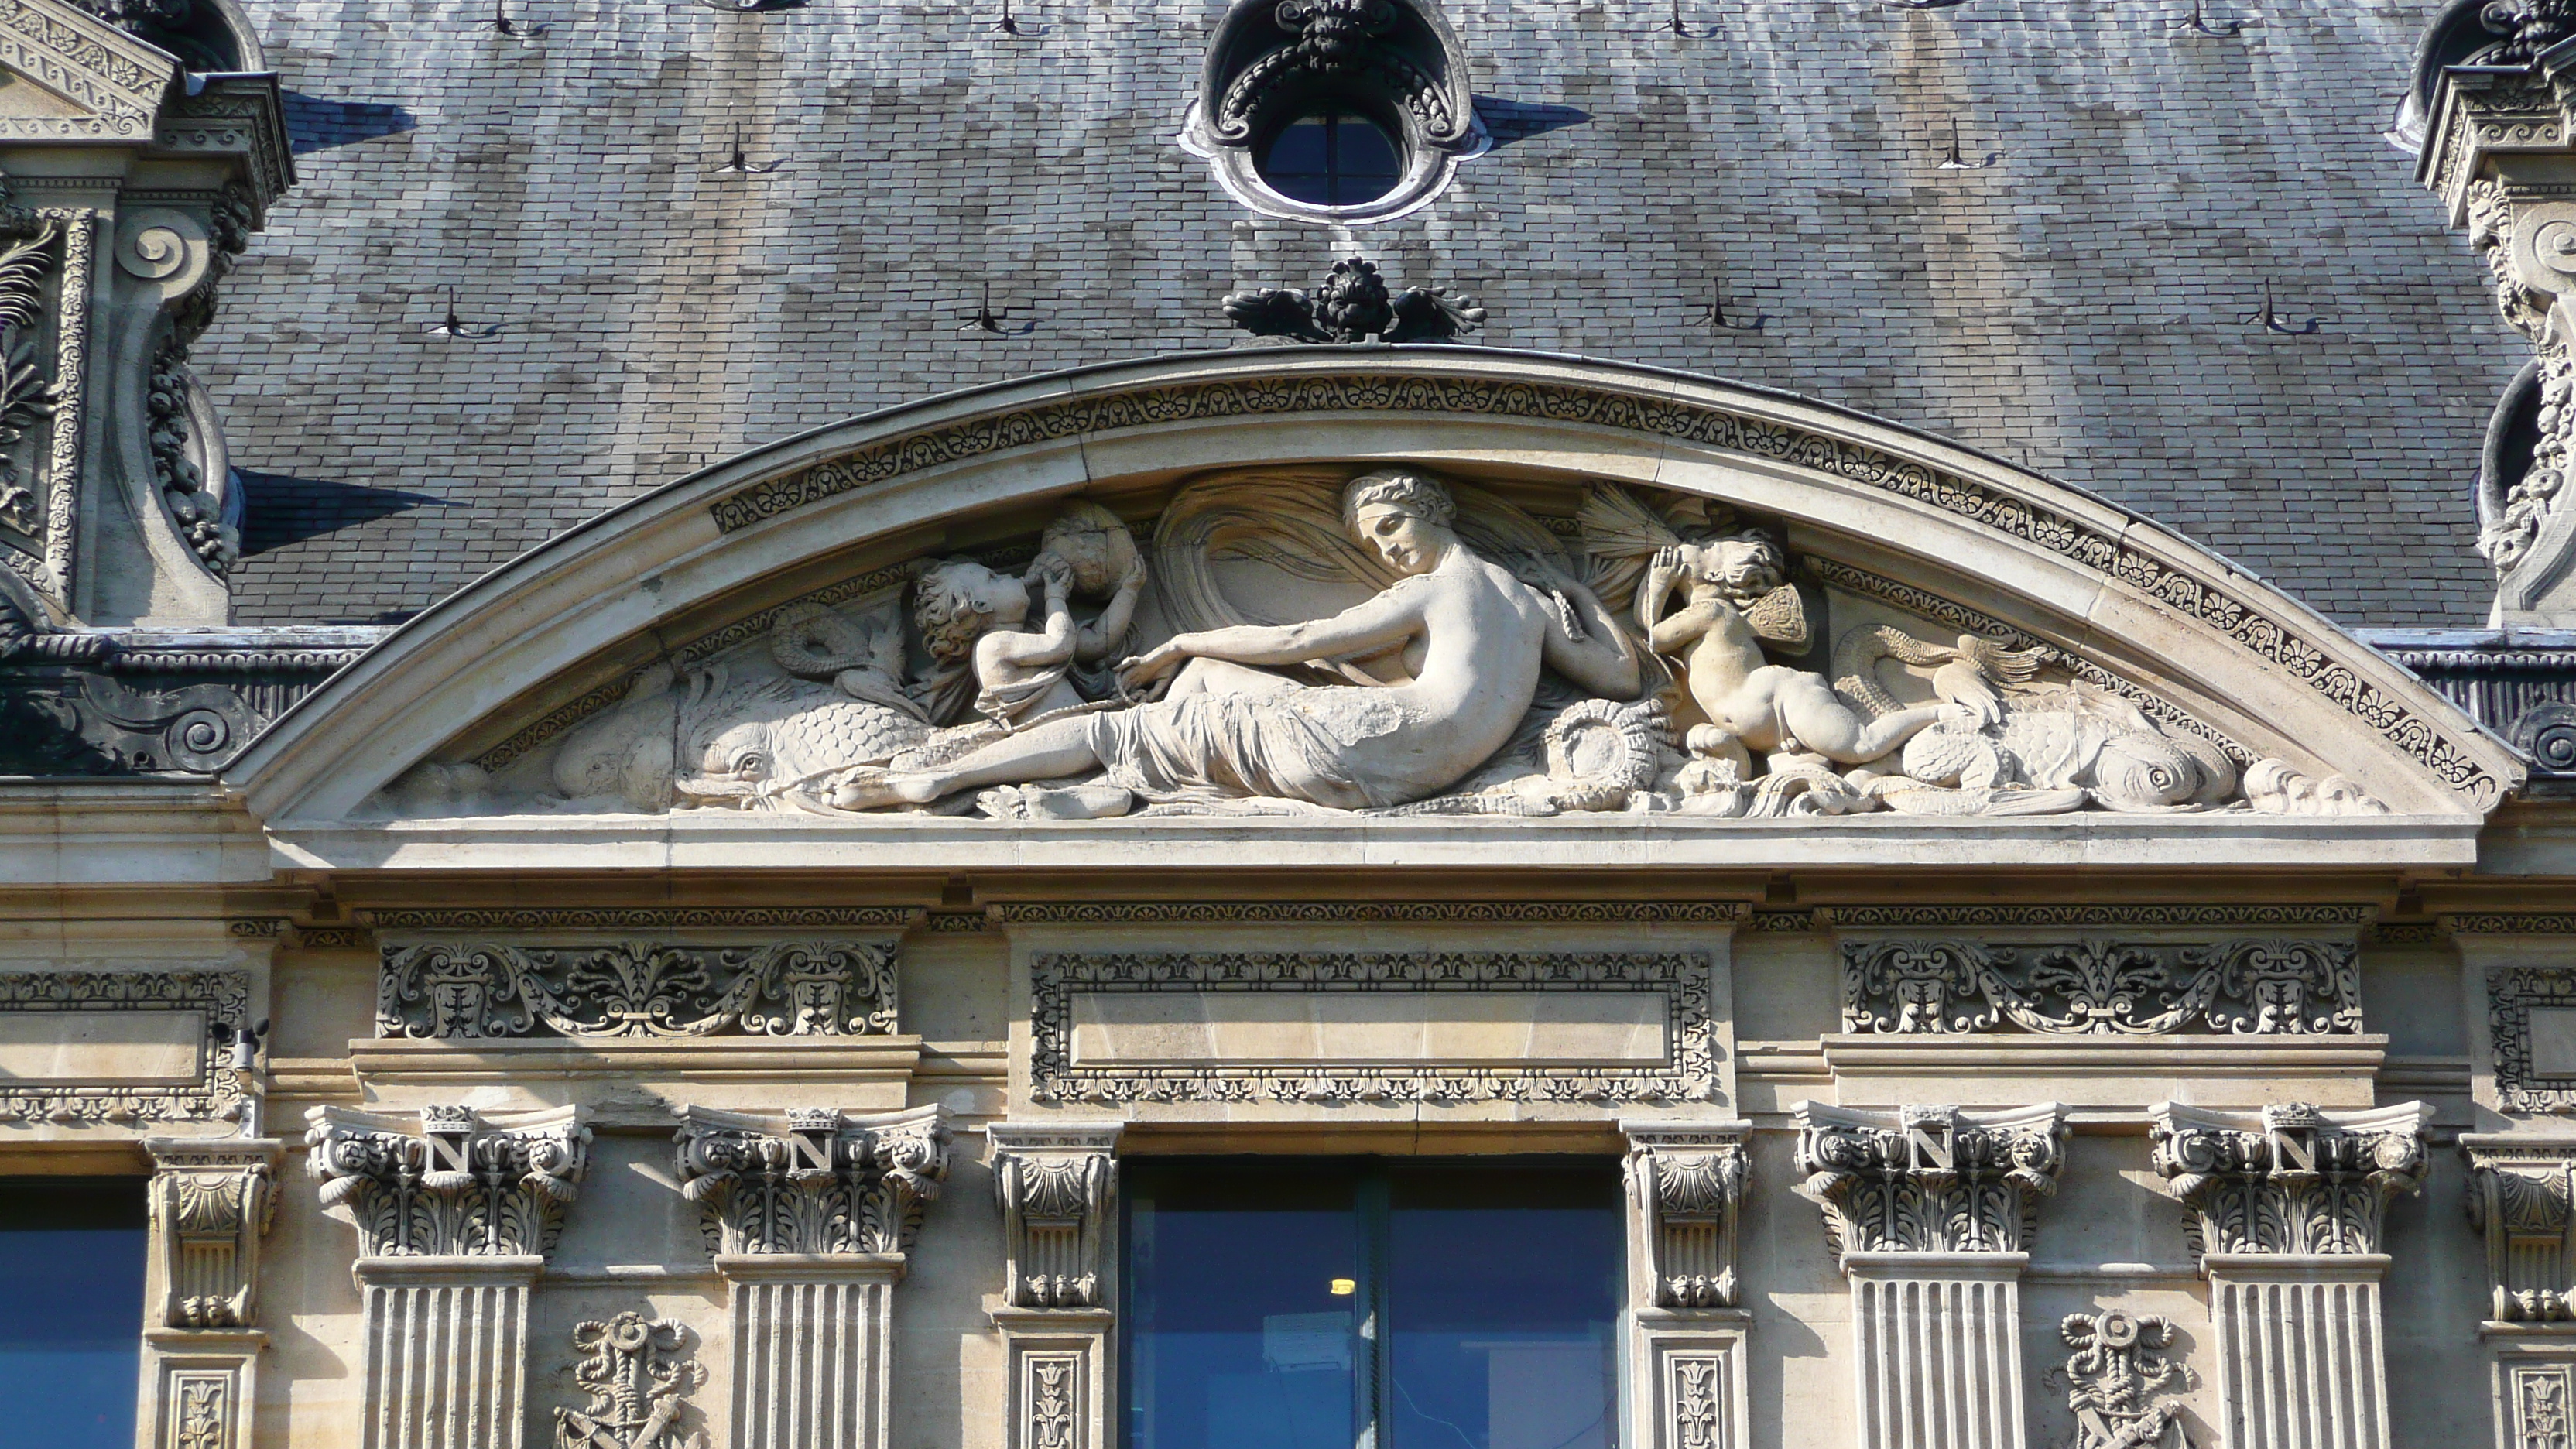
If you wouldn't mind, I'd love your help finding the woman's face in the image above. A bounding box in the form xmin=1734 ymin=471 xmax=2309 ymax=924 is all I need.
xmin=1354 ymin=502 xmax=1446 ymax=574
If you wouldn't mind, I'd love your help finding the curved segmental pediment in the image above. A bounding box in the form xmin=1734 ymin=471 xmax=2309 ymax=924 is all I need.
xmin=228 ymin=349 xmax=2521 ymax=854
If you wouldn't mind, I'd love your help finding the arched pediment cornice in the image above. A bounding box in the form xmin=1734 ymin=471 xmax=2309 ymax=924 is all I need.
xmin=228 ymin=348 xmax=2521 ymax=846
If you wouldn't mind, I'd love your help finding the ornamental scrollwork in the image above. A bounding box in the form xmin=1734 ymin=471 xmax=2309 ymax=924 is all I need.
xmin=1841 ymin=938 xmax=2360 ymax=1036
xmin=2147 ymin=1101 xmax=2430 ymax=1258
xmin=553 ymin=1312 xmax=702 ymax=1449
xmin=1791 ymin=1102 xmax=2068 ymax=1256
xmin=305 ymin=1104 xmax=591 ymax=1258
xmin=375 ymin=939 xmax=898 ymax=1040
xmin=2053 ymin=1310 xmax=2191 ymax=1449
xmin=1623 ymin=1123 xmax=1749 ymax=1309
xmin=673 ymin=1103 xmax=951 ymax=1256
xmin=1028 ymin=950 xmax=1714 ymax=1106
xmin=992 ymin=1122 xmax=1118 ymax=1308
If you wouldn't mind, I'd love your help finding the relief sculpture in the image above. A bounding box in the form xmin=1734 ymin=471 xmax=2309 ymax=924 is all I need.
xmin=420 ymin=468 xmax=2386 ymax=823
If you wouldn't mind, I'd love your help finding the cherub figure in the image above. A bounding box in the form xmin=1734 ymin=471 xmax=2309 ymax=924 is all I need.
xmin=914 ymin=555 xmax=1093 ymax=728
xmin=1638 ymin=533 xmax=2006 ymax=771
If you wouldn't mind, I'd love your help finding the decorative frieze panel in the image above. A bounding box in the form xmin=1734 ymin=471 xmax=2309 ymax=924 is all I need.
xmin=2465 ymin=1136 xmax=2576 ymax=1322
xmin=2148 ymin=1101 xmax=2431 ymax=1257
xmin=2499 ymin=1355 xmax=2576 ymax=1449
xmin=305 ymin=1103 xmax=591 ymax=1257
xmin=1027 ymin=950 xmax=1715 ymax=1106
xmin=1638 ymin=1336 xmax=1748 ymax=1449
xmin=1792 ymin=1101 xmax=2070 ymax=1256
xmin=376 ymin=939 xmax=898 ymax=1040
xmin=1841 ymin=938 xmax=2360 ymax=1036
xmin=0 ymin=966 xmax=254 ymax=1127
xmin=990 ymin=1122 xmax=1118 ymax=1309
xmin=1622 ymin=1122 xmax=1749 ymax=1309
xmin=2492 ymin=966 xmax=2576 ymax=1113
xmin=673 ymin=1104 xmax=952 ymax=1257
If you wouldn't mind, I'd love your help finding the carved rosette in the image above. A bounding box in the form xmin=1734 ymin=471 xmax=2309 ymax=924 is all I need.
xmin=378 ymin=937 xmax=899 ymax=1040
xmin=1792 ymin=1101 xmax=2070 ymax=1257
xmin=2465 ymin=1136 xmax=2576 ymax=1322
xmin=673 ymin=1103 xmax=952 ymax=1257
xmin=991 ymin=1122 xmax=1118 ymax=1309
xmin=304 ymin=1103 xmax=591 ymax=1258
xmin=1622 ymin=1122 xmax=1749 ymax=1309
xmin=2147 ymin=1101 xmax=2431 ymax=1258
xmin=1841 ymin=937 xmax=2362 ymax=1036
xmin=145 ymin=1137 xmax=280 ymax=1329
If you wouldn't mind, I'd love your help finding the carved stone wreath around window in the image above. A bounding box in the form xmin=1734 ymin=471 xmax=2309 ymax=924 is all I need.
xmin=1180 ymin=0 xmax=1484 ymax=224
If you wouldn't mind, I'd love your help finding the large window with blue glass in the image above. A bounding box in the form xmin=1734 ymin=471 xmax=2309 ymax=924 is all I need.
xmin=1124 ymin=1160 xmax=1621 ymax=1449
xmin=0 ymin=1177 xmax=147 ymax=1449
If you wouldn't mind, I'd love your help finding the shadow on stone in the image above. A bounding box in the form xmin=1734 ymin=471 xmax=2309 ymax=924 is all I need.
xmin=238 ymin=470 xmax=457 ymax=556
xmin=1475 ymin=98 xmax=1593 ymax=148
xmin=282 ymin=92 xmax=419 ymax=155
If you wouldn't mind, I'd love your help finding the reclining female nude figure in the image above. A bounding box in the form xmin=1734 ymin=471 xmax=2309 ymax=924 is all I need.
xmin=830 ymin=469 xmax=1643 ymax=817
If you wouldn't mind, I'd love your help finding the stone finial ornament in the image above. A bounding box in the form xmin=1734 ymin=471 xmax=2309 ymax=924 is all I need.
xmin=1223 ymin=259 xmax=1485 ymax=344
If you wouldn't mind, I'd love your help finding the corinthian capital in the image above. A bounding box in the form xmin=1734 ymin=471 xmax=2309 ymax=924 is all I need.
xmin=674 ymin=1103 xmax=953 ymax=1256
xmin=304 ymin=1103 xmax=591 ymax=1259
xmin=2148 ymin=1101 xmax=2431 ymax=1258
xmin=1792 ymin=1101 xmax=2069 ymax=1257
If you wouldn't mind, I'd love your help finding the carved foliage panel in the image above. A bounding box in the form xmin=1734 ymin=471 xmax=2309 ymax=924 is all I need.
xmin=376 ymin=938 xmax=899 ymax=1040
xmin=1842 ymin=937 xmax=2361 ymax=1036
xmin=1027 ymin=949 xmax=1716 ymax=1106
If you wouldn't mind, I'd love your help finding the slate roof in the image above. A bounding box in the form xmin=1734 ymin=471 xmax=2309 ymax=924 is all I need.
xmin=207 ymin=0 xmax=2513 ymax=628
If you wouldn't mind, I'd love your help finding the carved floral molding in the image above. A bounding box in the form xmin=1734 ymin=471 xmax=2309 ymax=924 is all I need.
xmin=2492 ymin=966 xmax=2576 ymax=1113
xmin=991 ymin=1122 xmax=1118 ymax=1309
xmin=1841 ymin=937 xmax=2360 ymax=1037
xmin=0 ymin=966 xmax=254 ymax=1127
xmin=673 ymin=1104 xmax=952 ymax=1257
xmin=1792 ymin=1101 xmax=2070 ymax=1257
xmin=376 ymin=939 xmax=898 ymax=1040
xmin=1027 ymin=949 xmax=1716 ymax=1106
xmin=2148 ymin=1101 xmax=2431 ymax=1258
xmin=1624 ymin=1122 xmax=1749 ymax=1309
xmin=305 ymin=1103 xmax=591 ymax=1258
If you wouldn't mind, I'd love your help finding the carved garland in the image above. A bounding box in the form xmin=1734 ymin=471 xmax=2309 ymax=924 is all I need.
xmin=701 ymin=372 xmax=2502 ymax=807
xmin=0 ymin=966 xmax=252 ymax=1126
xmin=376 ymin=940 xmax=899 ymax=1040
xmin=1841 ymin=938 xmax=2361 ymax=1037
xmin=1027 ymin=949 xmax=1716 ymax=1105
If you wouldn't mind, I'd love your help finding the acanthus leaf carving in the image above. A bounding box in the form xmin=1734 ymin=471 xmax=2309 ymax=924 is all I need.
xmin=375 ymin=938 xmax=899 ymax=1040
xmin=1841 ymin=937 xmax=2362 ymax=1037
xmin=1792 ymin=1101 xmax=2069 ymax=1257
xmin=673 ymin=1103 xmax=951 ymax=1257
xmin=1622 ymin=1122 xmax=1749 ymax=1309
xmin=304 ymin=1103 xmax=591 ymax=1259
xmin=991 ymin=1122 xmax=1118 ymax=1309
xmin=2147 ymin=1101 xmax=2431 ymax=1259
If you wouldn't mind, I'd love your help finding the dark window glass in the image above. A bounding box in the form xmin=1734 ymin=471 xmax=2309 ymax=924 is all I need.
xmin=1257 ymin=112 xmax=1405 ymax=207
xmin=1125 ymin=1161 xmax=1619 ymax=1449
xmin=0 ymin=1178 xmax=146 ymax=1449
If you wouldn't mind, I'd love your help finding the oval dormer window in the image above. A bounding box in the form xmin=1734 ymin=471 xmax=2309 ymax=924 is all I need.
xmin=1257 ymin=110 xmax=1406 ymax=207
xmin=1183 ymin=0 xmax=1485 ymax=224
